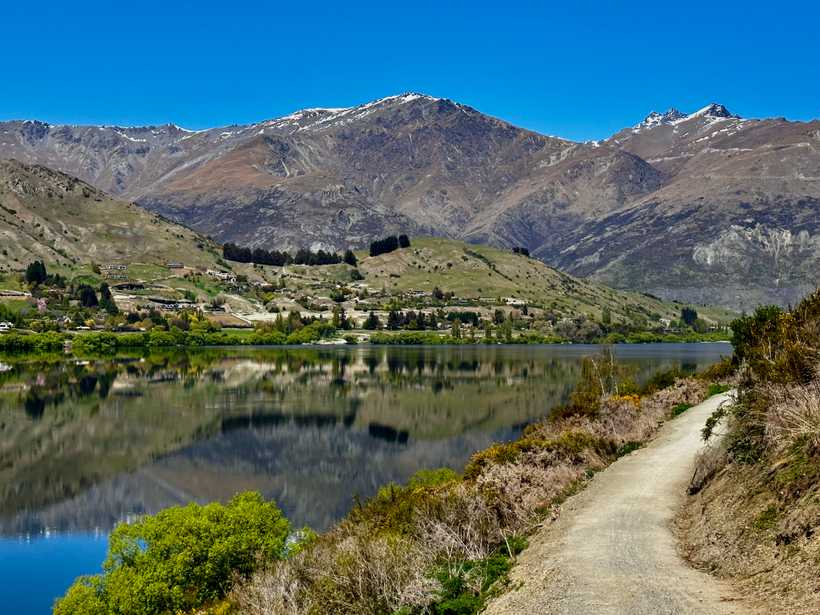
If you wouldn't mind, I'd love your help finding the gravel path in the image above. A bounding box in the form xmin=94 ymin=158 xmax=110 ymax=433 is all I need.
xmin=484 ymin=392 xmax=753 ymax=615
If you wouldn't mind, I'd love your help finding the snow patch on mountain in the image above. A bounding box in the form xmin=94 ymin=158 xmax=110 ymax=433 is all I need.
xmin=634 ymin=103 xmax=742 ymax=132
xmin=254 ymin=93 xmax=443 ymax=134
xmin=636 ymin=108 xmax=687 ymax=129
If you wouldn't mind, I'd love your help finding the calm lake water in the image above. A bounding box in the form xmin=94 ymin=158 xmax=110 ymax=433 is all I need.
xmin=0 ymin=343 xmax=730 ymax=613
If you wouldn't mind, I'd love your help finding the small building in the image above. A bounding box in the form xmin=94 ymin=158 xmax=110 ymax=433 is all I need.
xmin=206 ymin=269 xmax=237 ymax=283
xmin=0 ymin=321 xmax=13 ymax=333
xmin=504 ymin=297 xmax=527 ymax=307
xmin=166 ymin=262 xmax=184 ymax=269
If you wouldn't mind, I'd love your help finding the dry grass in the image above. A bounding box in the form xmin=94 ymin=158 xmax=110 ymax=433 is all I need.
xmin=763 ymin=380 xmax=820 ymax=453
xmin=233 ymin=375 xmax=710 ymax=615
xmin=681 ymin=377 xmax=820 ymax=612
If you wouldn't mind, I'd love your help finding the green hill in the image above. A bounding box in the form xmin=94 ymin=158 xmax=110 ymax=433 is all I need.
xmin=231 ymin=237 xmax=735 ymax=328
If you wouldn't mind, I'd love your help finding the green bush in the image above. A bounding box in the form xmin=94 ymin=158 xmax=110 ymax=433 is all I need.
xmin=286 ymin=321 xmax=336 ymax=344
xmin=72 ymin=332 xmax=120 ymax=354
xmin=707 ymin=383 xmax=731 ymax=396
xmin=427 ymin=537 xmax=526 ymax=615
xmin=672 ymin=403 xmax=692 ymax=417
xmin=54 ymin=492 xmax=289 ymax=615
xmin=0 ymin=331 xmax=65 ymax=352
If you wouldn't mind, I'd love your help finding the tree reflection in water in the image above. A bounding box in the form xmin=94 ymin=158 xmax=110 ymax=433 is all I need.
xmin=0 ymin=344 xmax=730 ymax=535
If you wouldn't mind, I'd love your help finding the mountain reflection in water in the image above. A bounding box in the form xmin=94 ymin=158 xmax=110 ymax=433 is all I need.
xmin=0 ymin=344 xmax=729 ymax=534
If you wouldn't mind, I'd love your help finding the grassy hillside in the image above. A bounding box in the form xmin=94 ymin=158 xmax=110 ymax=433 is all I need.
xmin=0 ymin=160 xmax=224 ymax=272
xmin=232 ymin=237 xmax=735 ymax=327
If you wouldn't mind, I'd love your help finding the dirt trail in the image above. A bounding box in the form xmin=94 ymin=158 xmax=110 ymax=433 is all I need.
xmin=485 ymin=392 xmax=753 ymax=615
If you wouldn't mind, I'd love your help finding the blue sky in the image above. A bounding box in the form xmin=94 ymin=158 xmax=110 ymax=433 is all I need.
xmin=1 ymin=1 xmax=817 ymax=141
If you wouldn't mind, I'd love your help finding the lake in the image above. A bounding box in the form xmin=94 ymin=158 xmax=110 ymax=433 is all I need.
xmin=0 ymin=343 xmax=730 ymax=613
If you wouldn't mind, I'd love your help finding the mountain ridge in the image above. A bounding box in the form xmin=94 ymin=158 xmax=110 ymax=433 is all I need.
xmin=1 ymin=95 xmax=818 ymax=310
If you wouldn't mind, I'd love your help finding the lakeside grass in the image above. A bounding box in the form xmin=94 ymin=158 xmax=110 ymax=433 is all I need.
xmin=0 ymin=327 xmax=732 ymax=359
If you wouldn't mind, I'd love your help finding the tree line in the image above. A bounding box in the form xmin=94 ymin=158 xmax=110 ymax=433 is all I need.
xmin=222 ymin=243 xmax=357 ymax=267
xmin=369 ymin=234 xmax=410 ymax=257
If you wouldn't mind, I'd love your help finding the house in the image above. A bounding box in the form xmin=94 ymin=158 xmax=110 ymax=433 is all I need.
xmin=100 ymin=264 xmax=128 ymax=271
xmin=0 ymin=321 xmax=13 ymax=333
xmin=206 ymin=269 xmax=237 ymax=283
xmin=166 ymin=262 xmax=184 ymax=269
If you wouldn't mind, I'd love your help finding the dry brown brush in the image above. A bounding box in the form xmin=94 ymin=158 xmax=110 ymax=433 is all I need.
xmin=681 ymin=294 xmax=820 ymax=614
xmin=235 ymin=363 xmax=711 ymax=615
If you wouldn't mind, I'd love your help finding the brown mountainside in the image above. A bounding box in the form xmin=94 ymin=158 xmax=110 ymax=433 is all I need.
xmin=1 ymin=95 xmax=817 ymax=310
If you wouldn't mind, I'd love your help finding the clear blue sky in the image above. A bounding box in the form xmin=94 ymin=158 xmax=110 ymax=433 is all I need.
xmin=2 ymin=1 xmax=817 ymax=141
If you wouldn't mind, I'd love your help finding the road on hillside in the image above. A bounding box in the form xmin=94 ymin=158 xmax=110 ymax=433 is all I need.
xmin=485 ymin=392 xmax=753 ymax=615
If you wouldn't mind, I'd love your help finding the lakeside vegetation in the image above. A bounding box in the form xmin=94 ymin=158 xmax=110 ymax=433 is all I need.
xmin=1 ymin=238 xmax=736 ymax=358
xmin=52 ymin=348 xmax=733 ymax=614
xmin=0 ymin=324 xmax=730 ymax=358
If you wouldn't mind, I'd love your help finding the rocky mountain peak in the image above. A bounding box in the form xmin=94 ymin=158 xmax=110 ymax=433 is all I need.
xmin=639 ymin=108 xmax=687 ymax=128
xmin=689 ymin=103 xmax=738 ymax=120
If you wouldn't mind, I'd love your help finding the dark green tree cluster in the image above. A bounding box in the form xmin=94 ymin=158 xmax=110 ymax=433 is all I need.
xmin=222 ymin=243 xmax=346 ymax=266
xmin=222 ymin=243 xmax=291 ymax=265
xmin=386 ymin=309 xmax=439 ymax=330
xmin=332 ymin=305 xmax=352 ymax=329
xmin=24 ymin=260 xmax=47 ymax=285
xmin=681 ymin=306 xmax=698 ymax=326
xmin=512 ymin=246 xmax=530 ymax=256
xmin=76 ymin=284 xmax=99 ymax=308
xmin=369 ymin=234 xmax=410 ymax=257
xmin=445 ymin=311 xmax=480 ymax=326
xmin=363 ymin=311 xmax=381 ymax=330
xmin=99 ymin=283 xmax=118 ymax=315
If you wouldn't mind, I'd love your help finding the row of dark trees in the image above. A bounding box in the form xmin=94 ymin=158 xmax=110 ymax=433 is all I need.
xmin=512 ymin=246 xmax=530 ymax=257
xmin=369 ymin=234 xmax=411 ymax=257
xmin=24 ymin=261 xmax=66 ymax=287
xmin=223 ymin=234 xmax=412 ymax=266
xmin=385 ymin=309 xmax=439 ymax=330
xmin=222 ymin=243 xmax=358 ymax=267
xmin=73 ymin=282 xmax=118 ymax=314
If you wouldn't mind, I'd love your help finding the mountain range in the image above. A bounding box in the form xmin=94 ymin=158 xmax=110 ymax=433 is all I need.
xmin=1 ymin=94 xmax=818 ymax=310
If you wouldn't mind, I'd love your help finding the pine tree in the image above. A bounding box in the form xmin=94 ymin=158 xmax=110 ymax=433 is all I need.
xmin=25 ymin=261 xmax=47 ymax=285
xmin=99 ymin=283 xmax=118 ymax=315
xmin=451 ymin=318 xmax=462 ymax=339
xmin=387 ymin=310 xmax=402 ymax=330
xmin=363 ymin=311 xmax=381 ymax=330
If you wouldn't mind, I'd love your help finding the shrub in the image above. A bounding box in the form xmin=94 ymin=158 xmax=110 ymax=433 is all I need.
xmin=707 ymin=383 xmax=731 ymax=397
xmin=672 ymin=402 xmax=693 ymax=417
xmin=0 ymin=331 xmax=65 ymax=352
xmin=286 ymin=321 xmax=336 ymax=344
xmin=55 ymin=493 xmax=289 ymax=615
